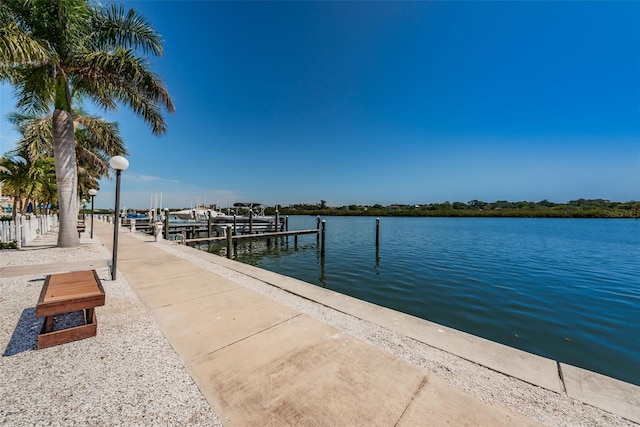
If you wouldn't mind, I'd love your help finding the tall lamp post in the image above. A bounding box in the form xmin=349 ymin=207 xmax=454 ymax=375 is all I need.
xmin=110 ymin=156 xmax=129 ymax=280
xmin=88 ymin=188 xmax=97 ymax=239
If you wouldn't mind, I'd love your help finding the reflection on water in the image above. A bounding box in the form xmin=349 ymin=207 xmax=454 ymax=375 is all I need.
xmin=204 ymin=237 xmax=318 ymax=266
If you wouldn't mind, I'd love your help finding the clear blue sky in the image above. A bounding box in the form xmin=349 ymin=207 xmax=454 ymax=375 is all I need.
xmin=1 ymin=1 xmax=639 ymax=209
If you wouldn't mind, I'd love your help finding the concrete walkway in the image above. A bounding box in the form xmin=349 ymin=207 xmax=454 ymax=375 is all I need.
xmin=0 ymin=259 xmax=108 ymax=277
xmin=91 ymin=221 xmax=639 ymax=426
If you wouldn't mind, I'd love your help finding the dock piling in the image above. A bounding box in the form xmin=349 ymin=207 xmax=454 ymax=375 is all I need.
xmin=321 ymin=220 xmax=326 ymax=259
xmin=163 ymin=208 xmax=169 ymax=240
xmin=207 ymin=210 xmax=212 ymax=238
xmin=226 ymin=226 xmax=233 ymax=258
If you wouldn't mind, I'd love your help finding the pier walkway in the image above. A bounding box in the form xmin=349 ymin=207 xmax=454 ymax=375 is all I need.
xmin=91 ymin=221 xmax=638 ymax=425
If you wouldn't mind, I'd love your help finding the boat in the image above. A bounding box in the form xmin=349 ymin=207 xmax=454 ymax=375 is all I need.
xmin=167 ymin=203 xmax=285 ymax=234
xmin=126 ymin=210 xmax=149 ymax=220
xmin=171 ymin=207 xmax=214 ymax=221
xmin=212 ymin=203 xmax=285 ymax=234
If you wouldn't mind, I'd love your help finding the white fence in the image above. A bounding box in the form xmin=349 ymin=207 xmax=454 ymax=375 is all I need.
xmin=0 ymin=214 xmax=59 ymax=247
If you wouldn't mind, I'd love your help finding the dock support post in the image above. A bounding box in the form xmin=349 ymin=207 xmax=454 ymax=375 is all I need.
xmin=321 ymin=220 xmax=326 ymax=259
xmin=376 ymin=218 xmax=380 ymax=249
xmin=226 ymin=226 xmax=233 ymax=259
xmin=163 ymin=208 xmax=169 ymax=240
xmin=275 ymin=210 xmax=279 ymax=232
xmin=316 ymin=216 xmax=320 ymax=244
xmin=233 ymin=215 xmax=237 ymax=235
xmin=285 ymin=215 xmax=289 ymax=244
xmin=249 ymin=210 xmax=253 ymax=234
xmin=207 ymin=210 xmax=212 ymax=238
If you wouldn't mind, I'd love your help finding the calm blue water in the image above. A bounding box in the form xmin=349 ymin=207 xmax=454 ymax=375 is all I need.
xmin=206 ymin=216 xmax=640 ymax=385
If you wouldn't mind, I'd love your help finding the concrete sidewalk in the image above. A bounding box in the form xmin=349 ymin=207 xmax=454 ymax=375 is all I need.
xmin=92 ymin=221 xmax=638 ymax=426
xmin=0 ymin=259 xmax=108 ymax=277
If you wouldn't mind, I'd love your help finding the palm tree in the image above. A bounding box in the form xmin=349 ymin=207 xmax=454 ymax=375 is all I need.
xmin=0 ymin=153 xmax=30 ymax=219
xmin=23 ymin=156 xmax=57 ymax=215
xmin=30 ymin=157 xmax=57 ymax=215
xmin=0 ymin=149 xmax=58 ymax=218
xmin=9 ymin=109 xmax=128 ymax=208
xmin=0 ymin=0 xmax=174 ymax=247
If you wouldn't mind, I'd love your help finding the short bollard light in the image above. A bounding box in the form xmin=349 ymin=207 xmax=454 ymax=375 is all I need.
xmin=153 ymin=222 xmax=164 ymax=242
xmin=110 ymin=156 xmax=129 ymax=280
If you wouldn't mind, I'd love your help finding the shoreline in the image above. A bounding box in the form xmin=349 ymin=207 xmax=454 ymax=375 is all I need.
xmin=1 ymin=226 xmax=638 ymax=425
xmin=159 ymin=233 xmax=639 ymax=425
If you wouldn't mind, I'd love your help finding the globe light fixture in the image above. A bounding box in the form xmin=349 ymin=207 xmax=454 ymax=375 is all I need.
xmin=109 ymin=155 xmax=129 ymax=172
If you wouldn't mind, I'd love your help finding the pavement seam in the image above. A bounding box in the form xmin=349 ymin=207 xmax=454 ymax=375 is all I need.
xmin=146 ymin=285 xmax=243 ymax=309
xmin=188 ymin=312 xmax=304 ymax=364
xmin=557 ymin=362 xmax=568 ymax=394
xmin=393 ymin=374 xmax=429 ymax=427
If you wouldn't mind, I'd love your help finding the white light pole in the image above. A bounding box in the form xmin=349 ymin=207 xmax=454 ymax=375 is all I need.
xmin=88 ymin=189 xmax=98 ymax=239
xmin=110 ymin=156 xmax=129 ymax=280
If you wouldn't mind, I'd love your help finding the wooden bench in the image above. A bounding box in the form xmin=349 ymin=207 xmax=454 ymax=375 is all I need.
xmin=77 ymin=222 xmax=86 ymax=237
xmin=36 ymin=270 xmax=105 ymax=349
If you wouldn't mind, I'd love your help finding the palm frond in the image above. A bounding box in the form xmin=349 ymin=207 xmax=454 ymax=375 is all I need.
xmin=0 ymin=21 xmax=51 ymax=68
xmin=71 ymin=77 xmax=118 ymax=111
xmin=56 ymin=0 xmax=93 ymax=49
xmin=118 ymin=88 xmax=169 ymax=135
xmin=73 ymin=48 xmax=175 ymax=134
xmin=0 ymin=153 xmax=29 ymax=200
xmin=74 ymin=113 xmax=127 ymax=157
xmin=12 ymin=65 xmax=56 ymax=114
xmin=91 ymin=3 xmax=164 ymax=56
xmin=9 ymin=112 xmax=54 ymax=160
xmin=76 ymin=142 xmax=109 ymax=177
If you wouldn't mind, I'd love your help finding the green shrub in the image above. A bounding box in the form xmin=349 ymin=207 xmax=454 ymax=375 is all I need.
xmin=0 ymin=241 xmax=18 ymax=250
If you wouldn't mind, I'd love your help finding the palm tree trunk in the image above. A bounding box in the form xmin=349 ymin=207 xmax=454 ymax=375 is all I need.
xmin=52 ymin=109 xmax=80 ymax=247
xmin=11 ymin=196 xmax=17 ymax=220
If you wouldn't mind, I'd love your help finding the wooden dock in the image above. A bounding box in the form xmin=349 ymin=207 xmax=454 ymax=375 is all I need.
xmin=183 ymin=228 xmax=322 ymax=259
xmin=117 ymin=215 xmax=324 ymax=259
xmin=184 ymin=229 xmax=319 ymax=244
xmin=123 ymin=221 xmax=313 ymax=242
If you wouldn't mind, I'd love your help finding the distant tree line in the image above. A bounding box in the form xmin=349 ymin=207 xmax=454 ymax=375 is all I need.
xmin=269 ymin=199 xmax=640 ymax=219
